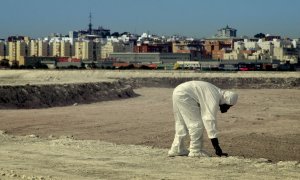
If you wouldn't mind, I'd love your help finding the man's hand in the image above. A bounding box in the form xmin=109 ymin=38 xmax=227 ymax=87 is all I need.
xmin=214 ymin=145 xmax=228 ymax=157
xmin=211 ymin=138 xmax=228 ymax=157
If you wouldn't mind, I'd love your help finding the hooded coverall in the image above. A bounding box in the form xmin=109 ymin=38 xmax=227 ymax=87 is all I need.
xmin=168 ymin=81 xmax=238 ymax=157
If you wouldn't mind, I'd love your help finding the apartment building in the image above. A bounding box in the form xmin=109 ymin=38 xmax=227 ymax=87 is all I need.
xmin=29 ymin=40 xmax=39 ymax=56
xmin=29 ymin=40 xmax=49 ymax=57
xmin=216 ymin=25 xmax=237 ymax=38
xmin=101 ymin=41 xmax=113 ymax=59
xmin=49 ymin=40 xmax=72 ymax=57
xmin=0 ymin=41 xmax=6 ymax=59
xmin=60 ymin=41 xmax=72 ymax=57
xmin=258 ymin=40 xmax=274 ymax=55
xmin=38 ymin=40 xmax=49 ymax=56
xmin=49 ymin=41 xmax=61 ymax=57
xmin=204 ymin=39 xmax=235 ymax=59
xmin=224 ymin=38 xmax=299 ymax=63
xmin=134 ymin=42 xmax=172 ymax=53
xmin=113 ymin=41 xmax=134 ymax=53
xmin=7 ymin=41 xmax=27 ymax=65
xmin=273 ymin=47 xmax=298 ymax=63
xmin=74 ymin=40 xmax=93 ymax=60
xmin=172 ymin=41 xmax=190 ymax=53
xmin=94 ymin=41 xmax=101 ymax=60
xmin=223 ymin=50 xmax=244 ymax=60
xmin=172 ymin=40 xmax=203 ymax=60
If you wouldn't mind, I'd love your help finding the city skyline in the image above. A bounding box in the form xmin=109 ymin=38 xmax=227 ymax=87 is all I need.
xmin=1 ymin=0 xmax=300 ymax=39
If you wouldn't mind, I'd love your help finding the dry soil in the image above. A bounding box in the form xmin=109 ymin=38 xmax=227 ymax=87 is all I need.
xmin=0 ymin=70 xmax=299 ymax=179
xmin=0 ymin=87 xmax=299 ymax=179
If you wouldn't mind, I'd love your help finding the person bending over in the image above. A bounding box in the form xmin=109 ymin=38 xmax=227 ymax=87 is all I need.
xmin=168 ymin=81 xmax=238 ymax=157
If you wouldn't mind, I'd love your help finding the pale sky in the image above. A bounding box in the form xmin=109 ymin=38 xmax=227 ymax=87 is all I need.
xmin=1 ymin=0 xmax=299 ymax=39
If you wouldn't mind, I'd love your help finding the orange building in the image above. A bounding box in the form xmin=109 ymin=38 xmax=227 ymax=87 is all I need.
xmin=134 ymin=43 xmax=172 ymax=53
xmin=203 ymin=39 xmax=239 ymax=60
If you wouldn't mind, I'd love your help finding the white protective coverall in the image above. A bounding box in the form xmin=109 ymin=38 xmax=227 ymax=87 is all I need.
xmin=168 ymin=81 xmax=238 ymax=157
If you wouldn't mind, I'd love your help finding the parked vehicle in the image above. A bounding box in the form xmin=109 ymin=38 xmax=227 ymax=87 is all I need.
xmin=219 ymin=64 xmax=238 ymax=71
xmin=238 ymin=63 xmax=256 ymax=71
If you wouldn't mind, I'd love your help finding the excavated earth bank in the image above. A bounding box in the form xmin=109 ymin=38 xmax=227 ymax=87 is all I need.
xmin=121 ymin=76 xmax=299 ymax=89
xmin=0 ymin=81 xmax=136 ymax=109
xmin=0 ymin=70 xmax=299 ymax=109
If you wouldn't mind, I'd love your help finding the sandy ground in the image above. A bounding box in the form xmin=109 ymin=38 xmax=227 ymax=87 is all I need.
xmin=0 ymin=87 xmax=299 ymax=179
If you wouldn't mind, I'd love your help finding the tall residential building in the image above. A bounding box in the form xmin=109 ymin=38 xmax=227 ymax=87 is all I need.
xmin=101 ymin=41 xmax=113 ymax=59
xmin=29 ymin=40 xmax=39 ymax=56
xmin=94 ymin=41 xmax=101 ymax=60
xmin=8 ymin=40 xmax=27 ymax=65
xmin=60 ymin=41 xmax=72 ymax=57
xmin=69 ymin=31 xmax=79 ymax=39
xmin=7 ymin=41 xmax=16 ymax=61
xmin=216 ymin=25 xmax=237 ymax=38
xmin=74 ymin=40 xmax=93 ymax=60
xmin=38 ymin=40 xmax=49 ymax=56
xmin=29 ymin=40 xmax=49 ymax=57
xmin=50 ymin=41 xmax=61 ymax=57
xmin=49 ymin=40 xmax=72 ymax=57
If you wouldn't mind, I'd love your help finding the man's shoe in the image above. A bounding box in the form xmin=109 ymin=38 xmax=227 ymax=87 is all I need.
xmin=168 ymin=149 xmax=189 ymax=157
xmin=188 ymin=150 xmax=210 ymax=157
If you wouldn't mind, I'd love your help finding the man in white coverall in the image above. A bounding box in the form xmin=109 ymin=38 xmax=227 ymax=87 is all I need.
xmin=168 ymin=81 xmax=238 ymax=157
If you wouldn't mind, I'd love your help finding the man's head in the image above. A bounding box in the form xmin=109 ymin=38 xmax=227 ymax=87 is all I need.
xmin=221 ymin=90 xmax=238 ymax=105
xmin=219 ymin=90 xmax=238 ymax=113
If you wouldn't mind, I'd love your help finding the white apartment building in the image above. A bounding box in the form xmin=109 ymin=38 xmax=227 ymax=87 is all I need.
xmin=292 ymin=39 xmax=300 ymax=48
xmin=29 ymin=40 xmax=39 ymax=56
xmin=292 ymin=39 xmax=300 ymax=59
xmin=47 ymin=37 xmax=75 ymax=45
xmin=49 ymin=41 xmax=61 ymax=57
xmin=29 ymin=40 xmax=48 ymax=57
xmin=38 ymin=40 xmax=49 ymax=56
xmin=60 ymin=41 xmax=72 ymax=57
xmin=101 ymin=41 xmax=113 ymax=59
xmin=272 ymin=39 xmax=298 ymax=63
xmin=223 ymin=50 xmax=244 ymax=60
xmin=257 ymin=40 xmax=274 ymax=55
xmin=244 ymin=39 xmax=260 ymax=50
xmin=273 ymin=47 xmax=298 ymax=63
xmin=8 ymin=41 xmax=27 ymax=65
xmin=245 ymin=50 xmax=271 ymax=61
xmin=216 ymin=25 xmax=237 ymax=38
xmin=234 ymin=41 xmax=245 ymax=50
xmin=74 ymin=40 xmax=93 ymax=60
xmin=49 ymin=40 xmax=72 ymax=57
xmin=231 ymin=38 xmax=299 ymax=63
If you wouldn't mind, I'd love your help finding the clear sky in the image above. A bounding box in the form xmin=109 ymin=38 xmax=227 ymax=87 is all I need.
xmin=1 ymin=0 xmax=300 ymax=39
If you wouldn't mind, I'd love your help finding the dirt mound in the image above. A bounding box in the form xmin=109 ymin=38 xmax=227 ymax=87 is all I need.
xmin=122 ymin=76 xmax=300 ymax=89
xmin=0 ymin=80 xmax=137 ymax=109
